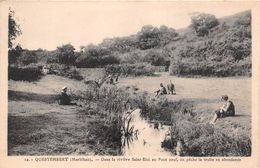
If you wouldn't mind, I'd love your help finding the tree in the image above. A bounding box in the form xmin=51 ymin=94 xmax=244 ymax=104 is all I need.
xmin=18 ymin=50 xmax=38 ymax=65
xmin=137 ymin=25 xmax=178 ymax=50
xmin=8 ymin=44 xmax=23 ymax=64
xmin=143 ymin=49 xmax=170 ymax=67
xmin=8 ymin=8 xmax=22 ymax=49
xmin=56 ymin=44 xmax=76 ymax=65
xmin=137 ymin=25 xmax=160 ymax=50
xmin=190 ymin=13 xmax=219 ymax=36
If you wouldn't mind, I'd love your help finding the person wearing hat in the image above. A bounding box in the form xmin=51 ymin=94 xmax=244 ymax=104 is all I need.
xmin=154 ymin=83 xmax=167 ymax=97
xmin=210 ymin=95 xmax=235 ymax=124
xmin=58 ymin=86 xmax=77 ymax=105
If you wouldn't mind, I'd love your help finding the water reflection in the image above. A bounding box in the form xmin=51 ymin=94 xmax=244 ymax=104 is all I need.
xmin=121 ymin=109 xmax=172 ymax=156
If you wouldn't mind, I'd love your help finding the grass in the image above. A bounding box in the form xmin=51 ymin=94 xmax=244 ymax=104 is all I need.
xmin=8 ymin=70 xmax=251 ymax=156
xmin=8 ymin=71 xmax=134 ymax=155
xmin=119 ymin=72 xmax=251 ymax=156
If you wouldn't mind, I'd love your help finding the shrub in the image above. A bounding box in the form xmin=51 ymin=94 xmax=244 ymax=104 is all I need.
xmin=73 ymin=84 xmax=134 ymax=155
xmin=8 ymin=45 xmax=23 ymax=64
xmin=17 ymin=50 xmax=38 ymax=65
xmin=127 ymin=91 xmax=251 ymax=156
xmin=169 ymin=11 xmax=251 ymax=77
xmin=105 ymin=63 xmax=156 ymax=77
xmin=191 ymin=13 xmax=219 ymax=36
xmin=8 ymin=65 xmax=43 ymax=81
xmin=47 ymin=64 xmax=83 ymax=80
xmin=162 ymin=122 xmax=251 ymax=156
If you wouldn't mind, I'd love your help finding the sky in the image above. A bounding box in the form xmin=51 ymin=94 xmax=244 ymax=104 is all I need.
xmin=11 ymin=2 xmax=251 ymax=50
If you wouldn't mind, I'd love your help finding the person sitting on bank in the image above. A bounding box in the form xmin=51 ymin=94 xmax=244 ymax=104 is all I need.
xmin=58 ymin=86 xmax=77 ymax=105
xmin=154 ymin=83 xmax=167 ymax=97
xmin=210 ymin=95 xmax=235 ymax=124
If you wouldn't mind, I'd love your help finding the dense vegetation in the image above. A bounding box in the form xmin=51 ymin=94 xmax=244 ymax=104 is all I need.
xmin=8 ymin=9 xmax=252 ymax=156
xmin=131 ymin=92 xmax=251 ymax=156
xmin=168 ymin=11 xmax=251 ymax=77
xmin=9 ymin=10 xmax=251 ymax=78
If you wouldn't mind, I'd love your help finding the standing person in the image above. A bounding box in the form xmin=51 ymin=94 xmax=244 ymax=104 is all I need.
xmin=154 ymin=83 xmax=167 ymax=97
xmin=115 ymin=74 xmax=119 ymax=83
xmin=109 ymin=75 xmax=114 ymax=84
xmin=58 ymin=86 xmax=77 ymax=105
xmin=210 ymin=95 xmax=235 ymax=124
xmin=167 ymin=80 xmax=176 ymax=95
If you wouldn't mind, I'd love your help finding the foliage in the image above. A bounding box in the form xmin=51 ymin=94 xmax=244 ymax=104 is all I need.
xmin=17 ymin=49 xmax=39 ymax=65
xmin=8 ymin=10 xmax=251 ymax=77
xmin=55 ymin=44 xmax=77 ymax=65
xmin=105 ymin=63 xmax=156 ymax=77
xmin=143 ymin=49 xmax=170 ymax=67
xmin=8 ymin=44 xmax=23 ymax=64
xmin=46 ymin=64 xmax=84 ymax=80
xmin=73 ymin=84 xmax=134 ymax=155
xmin=8 ymin=8 xmax=22 ymax=49
xmin=8 ymin=65 xmax=43 ymax=81
xmin=190 ymin=13 xmax=219 ymax=36
xmin=162 ymin=121 xmax=251 ymax=156
xmin=169 ymin=10 xmax=251 ymax=77
xmin=137 ymin=25 xmax=178 ymax=49
xmin=129 ymin=90 xmax=251 ymax=156
xmin=131 ymin=92 xmax=194 ymax=124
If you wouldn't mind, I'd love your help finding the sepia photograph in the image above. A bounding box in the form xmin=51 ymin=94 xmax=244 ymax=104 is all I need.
xmin=3 ymin=1 xmax=256 ymax=159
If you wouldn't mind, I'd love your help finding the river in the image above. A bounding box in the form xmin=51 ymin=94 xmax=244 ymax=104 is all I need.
xmin=121 ymin=109 xmax=172 ymax=156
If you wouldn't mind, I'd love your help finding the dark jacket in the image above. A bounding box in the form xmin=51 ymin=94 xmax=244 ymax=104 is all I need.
xmin=59 ymin=92 xmax=71 ymax=105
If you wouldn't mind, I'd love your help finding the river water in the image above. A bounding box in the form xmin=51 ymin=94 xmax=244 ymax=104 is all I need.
xmin=121 ymin=109 xmax=172 ymax=156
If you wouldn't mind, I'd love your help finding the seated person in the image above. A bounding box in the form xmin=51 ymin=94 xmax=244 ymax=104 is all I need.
xmin=210 ymin=95 xmax=235 ymax=124
xmin=154 ymin=83 xmax=167 ymax=97
xmin=58 ymin=86 xmax=77 ymax=105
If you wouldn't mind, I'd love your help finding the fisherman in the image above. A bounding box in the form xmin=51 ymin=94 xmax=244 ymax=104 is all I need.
xmin=210 ymin=95 xmax=235 ymax=124
xmin=167 ymin=80 xmax=176 ymax=95
xmin=154 ymin=83 xmax=167 ymax=97
xmin=58 ymin=86 xmax=77 ymax=105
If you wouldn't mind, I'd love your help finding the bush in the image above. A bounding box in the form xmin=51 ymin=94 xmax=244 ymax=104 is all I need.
xmin=73 ymin=85 xmax=133 ymax=155
xmin=128 ymin=91 xmax=251 ymax=156
xmin=162 ymin=122 xmax=251 ymax=156
xmin=191 ymin=13 xmax=219 ymax=36
xmin=47 ymin=64 xmax=83 ymax=80
xmin=17 ymin=50 xmax=38 ymax=65
xmin=8 ymin=65 xmax=43 ymax=81
xmin=169 ymin=10 xmax=251 ymax=77
xmin=105 ymin=63 xmax=156 ymax=77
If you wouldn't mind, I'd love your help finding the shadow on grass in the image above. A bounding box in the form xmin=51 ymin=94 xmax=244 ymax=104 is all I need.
xmin=8 ymin=90 xmax=58 ymax=104
xmin=178 ymin=98 xmax=218 ymax=104
xmin=8 ymin=114 xmax=57 ymax=148
xmin=228 ymin=114 xmax=251 ymax=118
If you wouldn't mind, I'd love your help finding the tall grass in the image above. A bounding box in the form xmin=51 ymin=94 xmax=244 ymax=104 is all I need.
xmin=129 ymin=91 xmax=251 ymax=156
xmin=72 ymin=83 xmax=136 ymax=155
xmin=162 ymin=121 xmax=251 ymax=156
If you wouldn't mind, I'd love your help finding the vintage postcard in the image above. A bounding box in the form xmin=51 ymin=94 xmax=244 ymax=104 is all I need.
xmin=0 ymin=1 xmax=259 ymax=168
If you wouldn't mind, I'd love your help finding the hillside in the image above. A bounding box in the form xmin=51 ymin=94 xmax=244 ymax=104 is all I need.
xmin=167 ymin=10 xmax=251 ymax=77
xmin=9 ymin=10 xmax=251 ymax=77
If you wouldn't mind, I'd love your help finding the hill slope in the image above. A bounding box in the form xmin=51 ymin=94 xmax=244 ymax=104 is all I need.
xmin=167 ymin=10 xmax=251 ymax=77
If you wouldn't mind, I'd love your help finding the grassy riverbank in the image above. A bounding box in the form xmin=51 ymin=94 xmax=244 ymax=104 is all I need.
xmin=119 ymin=73 xmax=251 ymax=156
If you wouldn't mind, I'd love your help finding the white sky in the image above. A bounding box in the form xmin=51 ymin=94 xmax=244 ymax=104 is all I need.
xmin=11 ymin=2 xmax=251 ymax=50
